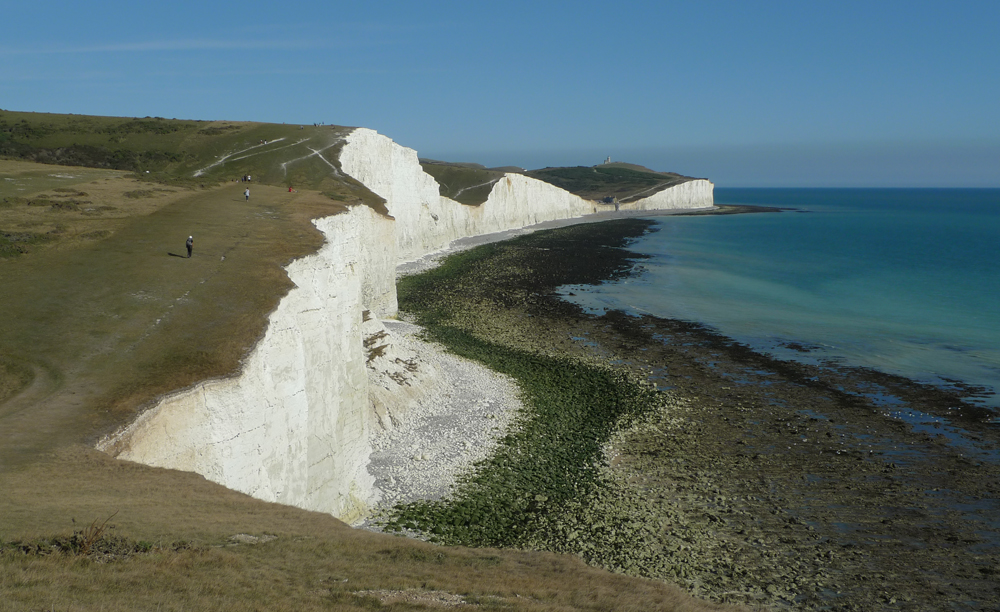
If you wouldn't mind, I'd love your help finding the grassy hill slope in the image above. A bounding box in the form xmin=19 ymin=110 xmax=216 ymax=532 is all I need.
xmin=0 ymin=172 xmax=348 ymax=465
xmin=417 ymin=158 xmax=700 ymax=208
xmin=0 ymin=109 xmax=386 ymax=464
xmin=418 ymin=160 xmax=508 ymax=206
xmin=527 ymin=164 xmax=698 ymax=203
xmin=0 ymin=109 xmax=381 ymax=208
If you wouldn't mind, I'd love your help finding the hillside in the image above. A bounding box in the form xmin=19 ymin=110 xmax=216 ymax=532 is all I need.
xmin=0 ymin=109 xmax=382 ymax=208
xmin=1 ymin=110 xmax=699 ymax=209
xmin=0 ymin=110 xmax=384 ymax=463
xmin=527 ymin=163 xmax=697 ymax=203
xmin=418 ymin=159 xmax=508 ymax=206
xmin=0 ymin=111 xmax=727 ymax=612
xmin=416 ymin=158 xmax=700 ymax=207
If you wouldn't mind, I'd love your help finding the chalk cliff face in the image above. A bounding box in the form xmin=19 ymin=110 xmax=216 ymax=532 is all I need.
xmin=339 ymin=128 xmax=714 ymax=264
xmin=623 ymin=178 xmax=717 ymax=211
xmin=99 ymin=128 xmax=714 ymax=521
xmin=99 ymin=206 xmax=393 ymax=522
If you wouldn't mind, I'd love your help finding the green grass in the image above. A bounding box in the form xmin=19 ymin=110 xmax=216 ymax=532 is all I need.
xmin=0 ymin=229 xmax=56 ymax=257
xmin=0 ymin=110 xmax=384 ymax=204
xmin=0 ymin=444 xmax=729 ymax=612
xmin=0 ymin=164 xmax=125 ymax=201
xmin=419 ymin=161 xmax=507 ymax=206
xmin=0 ymin=175 xmax=351 ymax=465
xmin=0 ymin=111 xmax=389 ymax=463
xmin=526 ymin=165 xmax=693 ymax=202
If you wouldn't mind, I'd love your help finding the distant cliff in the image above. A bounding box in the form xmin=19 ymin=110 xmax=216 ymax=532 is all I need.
xmin=98 ymin=128 xmax=714 ymax=522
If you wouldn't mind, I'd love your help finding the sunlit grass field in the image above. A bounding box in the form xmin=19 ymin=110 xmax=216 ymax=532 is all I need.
xmin=0 ymin=161 xmax=349 ymax=465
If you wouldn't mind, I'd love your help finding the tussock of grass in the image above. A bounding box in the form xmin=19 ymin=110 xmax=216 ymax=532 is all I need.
xmin=0 ymin=229 xmax=56 ymax=257
xmin=3 ymin=512 xmax=161 ymax=562
xmin=122 ymin=189 xmax=157 ymax=198
xmin=0 ymin=356 xmax=34 ymax=403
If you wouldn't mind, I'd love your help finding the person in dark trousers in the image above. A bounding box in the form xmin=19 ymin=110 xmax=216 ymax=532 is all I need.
xmin=244 ymin=188 xmax=250 ymax=201
xmin=186 ymin=235 xmax=193 ymax=258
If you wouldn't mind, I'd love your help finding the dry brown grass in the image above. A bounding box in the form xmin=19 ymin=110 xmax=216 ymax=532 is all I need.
xmin=0 ymin=447 xmax=741 ymax=611
xmin=0 ymin=163 xmax=350 ymax=466
xmin=0 ymin=161 xmax=173 ymax=253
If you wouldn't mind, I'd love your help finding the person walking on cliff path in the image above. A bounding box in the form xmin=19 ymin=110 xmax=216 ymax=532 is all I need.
xmin=186 ymin=235 xmax=193 ymax=258
xmin=244 ymin=187 xmax=250 ymax=201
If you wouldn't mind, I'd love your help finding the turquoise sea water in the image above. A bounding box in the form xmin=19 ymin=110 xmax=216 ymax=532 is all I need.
xmin=559 ymin=188 xmax=1000 ymax=410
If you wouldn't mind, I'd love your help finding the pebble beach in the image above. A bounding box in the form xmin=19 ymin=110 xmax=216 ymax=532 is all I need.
xmin=363 ymin=319 xmax=522 ymax=513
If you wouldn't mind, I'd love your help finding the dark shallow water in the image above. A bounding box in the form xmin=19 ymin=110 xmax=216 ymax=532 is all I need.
xmin=559 ymin=188 xmax=1000 ymax=411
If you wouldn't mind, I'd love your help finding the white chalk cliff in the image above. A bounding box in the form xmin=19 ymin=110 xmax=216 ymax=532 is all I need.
xmin=98 ymin=128 xmax=714 ymax=522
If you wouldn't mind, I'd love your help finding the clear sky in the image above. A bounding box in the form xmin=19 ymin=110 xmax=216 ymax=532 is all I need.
xmin=3 ymin=0 xmax=998 ymax=187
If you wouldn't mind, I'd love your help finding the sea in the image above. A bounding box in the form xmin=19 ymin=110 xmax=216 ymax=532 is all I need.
xmin=558 ymin=188 xmax=1000 ymax=412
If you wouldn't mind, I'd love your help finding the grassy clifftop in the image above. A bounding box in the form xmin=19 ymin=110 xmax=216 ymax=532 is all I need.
xmin=2 ymin=110 xmax=699 ymax=207
xmin=527 ymin=163 xmax=697 ymax=202
xmin=0 ymin=110 xmax=393 ymax=462
xmin=417 ymin=153 xmax=699 ymax=207
xmin=418 ymin=160 xmax=508 ymax=206
xmin=0 ymin=109 xmax=379 ymax=203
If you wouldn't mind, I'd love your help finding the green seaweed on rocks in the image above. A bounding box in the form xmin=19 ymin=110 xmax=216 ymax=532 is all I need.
xmin=380 ymin=332 xmax=667 ymax=549
xmin=379 ymin=221 xmax=675 ymax=556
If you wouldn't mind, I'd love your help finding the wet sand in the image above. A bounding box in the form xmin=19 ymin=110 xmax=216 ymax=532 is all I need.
xmin=386 ymin=217 xmax=1000 ymax=611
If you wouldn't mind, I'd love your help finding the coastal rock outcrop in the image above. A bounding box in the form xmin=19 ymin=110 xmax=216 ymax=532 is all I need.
xmin=98 ymin=128 xmax=714 ymax=521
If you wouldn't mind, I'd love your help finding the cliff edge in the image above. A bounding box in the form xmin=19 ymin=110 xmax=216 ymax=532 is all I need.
xmin=98 ymin=128 xmax=714 ymax=521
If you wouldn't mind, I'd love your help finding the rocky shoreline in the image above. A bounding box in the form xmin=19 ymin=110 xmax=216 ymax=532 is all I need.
xmin=366 ymin=217 xmax=1000 ymax=611
xmin=362 ymin=319 xmax=523 ymax=513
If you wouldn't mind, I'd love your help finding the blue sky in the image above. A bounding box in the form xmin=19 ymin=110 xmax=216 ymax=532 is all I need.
xmin=3 ymin=1 xmax=998 ymax=187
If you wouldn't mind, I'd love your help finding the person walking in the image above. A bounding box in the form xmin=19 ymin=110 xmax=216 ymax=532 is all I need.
xmin=186 ymin=235 xmax=194 ymax=258
xmin=244 ymin=188 xmax=250 ymax=201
